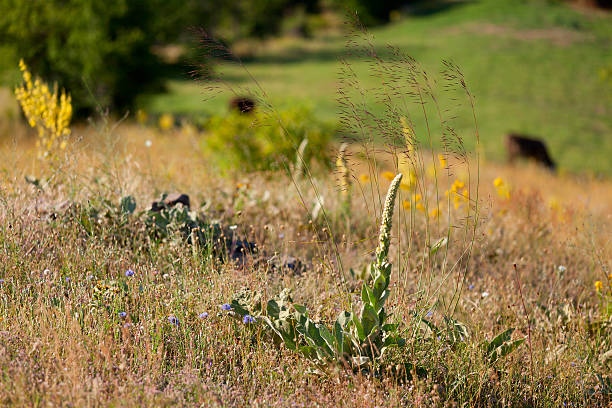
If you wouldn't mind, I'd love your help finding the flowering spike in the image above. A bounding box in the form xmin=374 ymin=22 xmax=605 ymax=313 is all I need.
xmin=375 ymin=173 xmax=402 ymax=267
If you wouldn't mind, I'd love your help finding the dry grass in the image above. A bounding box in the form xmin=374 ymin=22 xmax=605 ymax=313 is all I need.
xmin=0 ymin=121 xmax=610 ymax=407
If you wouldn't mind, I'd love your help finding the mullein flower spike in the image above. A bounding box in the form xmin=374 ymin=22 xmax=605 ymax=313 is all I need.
xmin=375 ymin=173 xmax=402 ymax=267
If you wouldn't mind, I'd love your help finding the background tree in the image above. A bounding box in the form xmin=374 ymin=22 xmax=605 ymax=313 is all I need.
xmin=0 ymin=0 xmax=217 ymax=116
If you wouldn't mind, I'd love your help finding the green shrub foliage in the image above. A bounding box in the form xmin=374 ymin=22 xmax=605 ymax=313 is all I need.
xmin=201 ymin=107 xmax=334 ymax=173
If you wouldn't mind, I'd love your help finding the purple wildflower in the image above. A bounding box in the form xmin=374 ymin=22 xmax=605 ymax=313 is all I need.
xmin=243 ymin=314 xmax=255 ymax=324
xmin=199 ymin=312 xmax=209 ymax=319
xmin=125 ymin=269 xmax=135 ymax=277
xmin=168 ymin=316 xmax=179 ymax=326
xmin=119 ymin=311 xmax=127 ymax=318
xmin=221 ymin=304 xmax=231 ymax=311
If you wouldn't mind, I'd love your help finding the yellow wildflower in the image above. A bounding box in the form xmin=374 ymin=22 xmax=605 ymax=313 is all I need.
xmin=453 ymin=180 xmax=465 ymax=191
xmin=412 ymin=193 xmax=422 ymax=203
xmin=381 ymin=171 xmax=395 ymax=182
xmin=158 ymin=113 xmax=174 ymax=131
xmin=429 ymin=208 xmax=440 ymax=218
xmin=359 ymin=174 xmax=370 ymax=183
xmin=493 ymin=177 xmax=510 ymax=199
xmin=498 ymin=188 xmax=510 ymax=200
xmin=438 ymin=154 xmax=447 ymax=169
xmin=594 ymin=281 xmax=603 ymax=292
xmin=446 ymin=180 xmax=469 ymax=209
xmin=402 ymin=200 xmax=410 ymax=210
xmin=416 ymin=203 xmax=425 ymax=212
xmin=548 ymin=197 xmax=560 ymax=211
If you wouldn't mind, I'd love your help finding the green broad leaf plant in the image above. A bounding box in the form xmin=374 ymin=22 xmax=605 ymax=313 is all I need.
xmin=228 ymin=173 xmax=406 ymax=370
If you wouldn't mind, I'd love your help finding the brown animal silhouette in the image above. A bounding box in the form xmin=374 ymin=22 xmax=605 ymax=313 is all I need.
xmin=151 ymin=193 xmax=190 ymax=212
xmin=505 ymin=133 xmax=556 ymax=171
xmin=229 ymin=96 xmax=256 ymax=114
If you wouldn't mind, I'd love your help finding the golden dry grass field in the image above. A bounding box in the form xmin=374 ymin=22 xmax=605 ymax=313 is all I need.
xmin=0 ymin=117 xmax=610 ymax=406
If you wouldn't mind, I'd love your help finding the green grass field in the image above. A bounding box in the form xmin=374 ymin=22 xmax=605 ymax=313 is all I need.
xmin=141 ymin=0 xmax=612 ymax=176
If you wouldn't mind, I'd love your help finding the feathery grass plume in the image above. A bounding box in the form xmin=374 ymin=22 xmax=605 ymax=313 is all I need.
xmin=293 ymin=137 xmax=309 ymax=178
xmin=14 ymin=59 xmax=72 ymax=162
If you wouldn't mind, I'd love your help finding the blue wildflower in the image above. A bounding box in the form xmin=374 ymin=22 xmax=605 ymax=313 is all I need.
xmin=243 ymin=314 xmax=255 ymax=324
xmin=125 ymin=269 xmax=135 ymax=277
xmin=65 ymin=277 xmax=70 ymax=282
xmin=468 ymin=284 xmax=474 ymax=290
xmin=119 ymin=311 xmax=127 ymax=318
xmin=221 ymin=304 xmax=231 ymax=311
xmin=0 ymin=279 xmax=4 ymax=284
xmin=199 ymin=312 xmax=209 ymax=319
xmin=426 ymin=311 xmax=433 ymax=318
xmin=168 ymin=316 xmax=179 ymax=326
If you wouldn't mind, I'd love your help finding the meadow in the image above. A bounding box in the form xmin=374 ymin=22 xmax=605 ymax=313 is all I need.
xmin=141 ymin=0 xmax=612 ymax=176
xmin=1 ymin=1 xmax=611 ymax=407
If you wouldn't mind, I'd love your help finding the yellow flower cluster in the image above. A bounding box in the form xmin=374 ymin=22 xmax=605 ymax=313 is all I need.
xmin=14 ymin=59 xmax=72 ymax=159
xmin=594 ymin=276 xmax=612 ymax=294
xmin=429 ymin=207 xmax=440 ymax=219
xmin=402 ymin=192 xmax=425 ymax=213
xmin=158 ymin=113 xmax=174 ymax=131
xmin=493 ymin=177 xmax=511 ymax=199
xmin=445 ymin=179 xmax=469 ymax=209
xmin=381 ymin=171 xmax=395 ymax=182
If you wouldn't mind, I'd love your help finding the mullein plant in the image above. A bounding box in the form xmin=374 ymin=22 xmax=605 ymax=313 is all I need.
xmin=228 ymin=174 xmax=406 ymax=371
xmin=14 ymin=60 xmax=72 ymax=163
xmin=335 ymin=143 xmax=352 ymax=217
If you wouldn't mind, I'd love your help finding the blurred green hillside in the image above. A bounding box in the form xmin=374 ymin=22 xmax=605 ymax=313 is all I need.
xmin=141 ymin=0 xmax=612 ymax=176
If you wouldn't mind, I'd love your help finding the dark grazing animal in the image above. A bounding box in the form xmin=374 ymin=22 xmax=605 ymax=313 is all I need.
xmin=151 ymin=193 xmax=190 ymax=212
xmin=505 ymin=133 xmax=556 ymax=171
xmin=229 ymin=96 xmax=256 ymax=114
